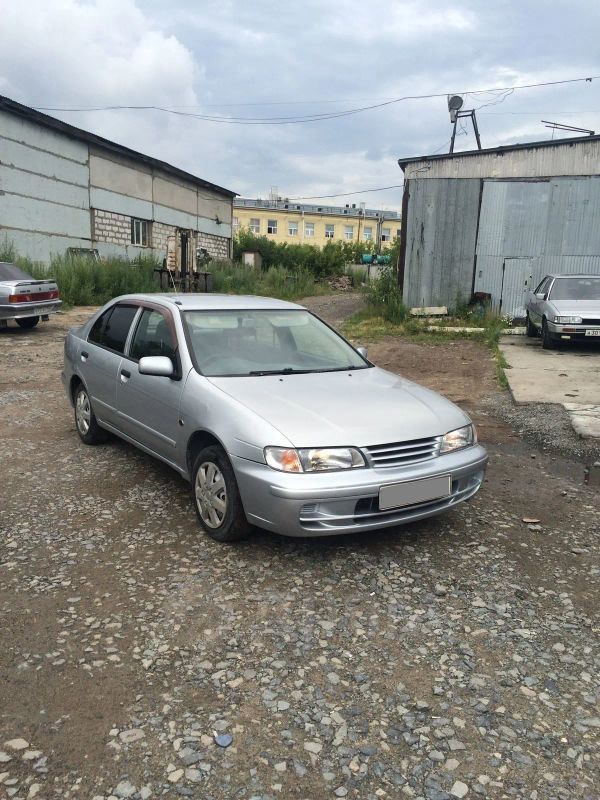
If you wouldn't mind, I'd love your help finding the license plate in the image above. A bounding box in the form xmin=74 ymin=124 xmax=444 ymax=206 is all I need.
xmin=379 ymin=474 xmax=451 ymax=511
xmin=585 ymin=329 xmax=600 ymax=337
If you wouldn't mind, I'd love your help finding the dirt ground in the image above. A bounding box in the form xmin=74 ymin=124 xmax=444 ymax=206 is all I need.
xmin=1 ymin=298 xmax=599 ymax=800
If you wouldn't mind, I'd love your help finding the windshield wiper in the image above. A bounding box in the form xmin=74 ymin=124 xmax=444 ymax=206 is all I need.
xmin=248 ymin=367 xmax=312 ymax=376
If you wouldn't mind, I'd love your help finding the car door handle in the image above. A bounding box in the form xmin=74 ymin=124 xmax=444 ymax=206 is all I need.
xmin=81 ymin=351 xmax=89 ymax=362
xmin=120 ymin=369 xmax=131 ymax=383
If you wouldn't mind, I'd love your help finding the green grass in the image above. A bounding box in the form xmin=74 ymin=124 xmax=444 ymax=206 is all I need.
xmin=210 ymin=262 xmax=329 ymax=301
xmin=342 ymin=308 xmax=511 ymax=387
xmin=20 ymin=253 xmax=160 ymax=307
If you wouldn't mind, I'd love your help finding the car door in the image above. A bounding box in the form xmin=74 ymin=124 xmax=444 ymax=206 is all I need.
xmin=529 ymin=276 xmax=552 ymax=326
xmin=115 ymin=305 xmax=184 ymax=463
xmin=78 ymin=303 xmax=139 ymax=426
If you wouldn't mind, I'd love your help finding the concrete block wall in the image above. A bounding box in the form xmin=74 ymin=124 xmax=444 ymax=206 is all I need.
xmin=198 ymin=231 xmax=230 ymax=260
xmin=152 ymin=221 xmax=172 ymax=253
xmin=93 ymin=209 xmax=131 ymax=247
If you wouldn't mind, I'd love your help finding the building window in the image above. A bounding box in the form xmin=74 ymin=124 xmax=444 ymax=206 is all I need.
xmin=250 ymin=218 xmax=260 ymax=234
xmin=288 ymin=221 xmax=299 ymax=236
xmin=381 ymin=227 xmax=391 ymax=242
xmin=233 ymin=216 xmax=240 ymax=232
xmin=325 ymin=224 xmax=335 ymax=239
xmin=267 ymin=219 xmax=278 ymax=234
xmin=304 ymin=222 xmax=315 ymax=238
xmin=344 ymin=225 xmax=354 ymax=241
xmin=363 ymin=226 xmax=373 ymax=241
xmin=396 ymin=228 xmax=401 ymax=238
xmin=131 ymin=218 xmax=149 ymax=247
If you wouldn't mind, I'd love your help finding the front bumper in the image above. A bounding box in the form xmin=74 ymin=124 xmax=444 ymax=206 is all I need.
xmin=232 ymin=445 xmax=488 ymax=537
xmin=0 ymin=300 xmax=62 ymax=321
xmin=547 ymin=321 xmax=600 ymax=342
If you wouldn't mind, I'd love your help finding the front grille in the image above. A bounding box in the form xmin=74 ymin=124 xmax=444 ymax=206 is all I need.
xmin=364 ymin=436 xmax=441 ymax=468
xmin=581 ymin=318 xmax=600 ymax=325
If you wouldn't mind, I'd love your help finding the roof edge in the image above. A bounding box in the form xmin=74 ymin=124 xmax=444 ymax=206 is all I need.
xmin=0 ymin=94 xmax=238 ymax=198
xmin=398 ymin=132 xmax=600 ymax=169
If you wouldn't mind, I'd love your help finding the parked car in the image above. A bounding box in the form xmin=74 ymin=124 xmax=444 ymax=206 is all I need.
xmin=526 ymin=274 xmax=600 ymax=349
xmin=0 ymin=261 xmax=61 ymax=329
xmin=62 ymin=294 xmax=488 ymax=542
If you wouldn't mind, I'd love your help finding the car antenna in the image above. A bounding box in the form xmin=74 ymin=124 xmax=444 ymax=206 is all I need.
xmin=166 ymin=264 xmax=183 ymax=305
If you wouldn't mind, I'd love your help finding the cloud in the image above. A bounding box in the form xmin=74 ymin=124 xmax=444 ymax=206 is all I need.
xmin=1 ymin=0 xmax=600 ymax=209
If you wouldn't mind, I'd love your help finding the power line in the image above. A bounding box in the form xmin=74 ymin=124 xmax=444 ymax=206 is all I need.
xmin=286 ymin=184 xmax=404 ymax=200
xmin=31 ymin=74 xmax=600 ymax=125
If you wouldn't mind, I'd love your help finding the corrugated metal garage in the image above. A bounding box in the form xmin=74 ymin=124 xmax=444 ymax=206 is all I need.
xmin=398 ymin=136 xmax=600 ymax=316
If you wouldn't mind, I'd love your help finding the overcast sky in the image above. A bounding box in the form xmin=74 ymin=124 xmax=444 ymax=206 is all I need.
xmin=1 ymin=0 xmax=599 ymax=209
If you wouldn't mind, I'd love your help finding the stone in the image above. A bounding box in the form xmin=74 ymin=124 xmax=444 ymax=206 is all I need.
xmin=118 ymin=729 xmax=145 ymax=744
xmin=114 ymin=781 xmax=136 ymax=798
xmin=304 ymin=741 xmax=323 ymax=754
xmin=450 ymin=781 xmax=469 ymax=798
xmin=4 ymin=739 xmax=28 ymax=751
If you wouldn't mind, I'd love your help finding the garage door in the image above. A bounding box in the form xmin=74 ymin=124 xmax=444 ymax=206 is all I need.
xmin=500 ymin=258 xmax=534 ymax=318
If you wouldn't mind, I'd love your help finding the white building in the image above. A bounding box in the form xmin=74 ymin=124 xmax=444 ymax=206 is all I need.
xmin=0 ymin=94 xmax=236 ymax=270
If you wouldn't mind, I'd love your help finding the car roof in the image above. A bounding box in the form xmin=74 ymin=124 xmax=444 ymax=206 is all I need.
xmin=114 ymin=293 xmax=306 ymax=311
xmin=545 ymin=274 xmax=600 ymax=279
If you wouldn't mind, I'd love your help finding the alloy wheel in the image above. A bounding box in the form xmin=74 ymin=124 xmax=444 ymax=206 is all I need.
xmin=195 ymin=461 xmax=228 ymax=529
xmin=75 ymin=390 xmax=91 ymax=435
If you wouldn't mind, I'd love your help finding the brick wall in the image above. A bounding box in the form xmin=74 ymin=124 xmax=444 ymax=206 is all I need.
xmin=92 ymin=209 xmax=231 ymax=262
xmin=197 ymin=231 xmax=230 ymax=260
xmin=92 ymin=209 xmax=131 ymax=246
xmin=152 ymin=221 xmax=172 ymax=252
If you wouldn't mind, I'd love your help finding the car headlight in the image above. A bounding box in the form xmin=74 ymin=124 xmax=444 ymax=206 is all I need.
xmin=264 ymin=446 xmax=365 ymax=472
xmin=440 ymin=424 xmax=476 ymax=454
xmin=553 ymin=315 xmax=582 ymax=324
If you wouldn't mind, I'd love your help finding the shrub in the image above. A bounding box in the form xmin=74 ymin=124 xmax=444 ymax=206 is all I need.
xmin=364 ymin=264 xmax=408 ymax=323
xmin=233 ymin=229 xmax=393 ymax=278
xmin=22 ymin=253 xmax=160 ymax=306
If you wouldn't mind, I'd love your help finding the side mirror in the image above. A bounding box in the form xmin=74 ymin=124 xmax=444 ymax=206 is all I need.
xmin=356 ymin=346 xmax=368 ymax=359
xmin=535 ymin=292 xmax=546 ymax=300
xmin=139 ymin=355 xmax=174 ymax=377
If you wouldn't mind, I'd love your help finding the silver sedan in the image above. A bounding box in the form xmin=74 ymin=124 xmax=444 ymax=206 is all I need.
xmin=0 ymin=261 xmax=61 ymax=329
xmin=62 ymin=294 xmax=487 ymax=541
xmin=526 ymin=274 xmax=600 ymax=349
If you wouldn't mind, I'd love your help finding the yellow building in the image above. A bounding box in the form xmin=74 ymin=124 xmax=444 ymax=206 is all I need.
xmin=233 ymin=197 xmax=401 ymax=249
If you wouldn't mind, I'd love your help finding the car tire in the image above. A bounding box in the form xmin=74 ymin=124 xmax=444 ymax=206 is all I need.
xmin=541 ymin=318 xmax=558 ymax=350
xmin=16 ymin=316 xmax=39 ymax=329
xmin=74 ymin=383 xmax=108 ymax=445
xmin=526 ymin=314 xmax=537 ymax=337
xmin=192 ymin=445 xmax=252 ymax=542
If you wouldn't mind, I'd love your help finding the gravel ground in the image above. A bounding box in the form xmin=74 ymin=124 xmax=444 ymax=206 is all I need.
xmin=1 ymin=300 xmax=600 ymax=800
xmin=482 ymin=393 xmax=600 ymax=464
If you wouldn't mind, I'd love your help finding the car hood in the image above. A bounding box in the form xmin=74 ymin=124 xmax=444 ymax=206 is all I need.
xmin=209 ymin=367 xmax=469 ymax=448
xmin=550 ymin=300 xmax=600 ymax=316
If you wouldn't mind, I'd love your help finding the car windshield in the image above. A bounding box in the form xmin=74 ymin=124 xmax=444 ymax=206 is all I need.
xmin=0 ymin=262 xmax=32 ymax=281
xmin=549 ymin=277 xmax=600 ymax=301
xmin=183 ymin=309 xmax=370 ymax=377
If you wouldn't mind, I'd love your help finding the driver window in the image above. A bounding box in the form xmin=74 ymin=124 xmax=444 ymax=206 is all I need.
xmin=130 ymin=308 xmax=176 ymax=361
xmin=534 ymin=277 xmax=550 ymax=295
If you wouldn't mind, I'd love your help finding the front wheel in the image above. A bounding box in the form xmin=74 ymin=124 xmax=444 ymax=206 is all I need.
xmin=16 ymin=316 xmax=39 ymax=329
xmin=526 ymin=314 xmax=537 ymax=337
xmin=192 ymin=445 xmax=251 ymax=542
xmin=541 ymin=319 xmax=559 ymax=350
xmin=74 ymin=384 xmax=108 ymax=444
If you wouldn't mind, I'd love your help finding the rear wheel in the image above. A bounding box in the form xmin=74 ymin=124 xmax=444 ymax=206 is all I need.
xmin=526 ymin=313 xmax=537 ymax=338
xmin=16 ymin=316 xmax=39 ymax=329
xmin=74 ymin=383 xmax=108 ymax=444
xmin=192 ymin=445 xmax=251 ymax=542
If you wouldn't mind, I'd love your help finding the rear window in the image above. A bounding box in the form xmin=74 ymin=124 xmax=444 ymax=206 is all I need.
xmin=88 ymin=304 xmax=138 ymax=353
xmin=0 ymin=262 xmax=32 ymax=281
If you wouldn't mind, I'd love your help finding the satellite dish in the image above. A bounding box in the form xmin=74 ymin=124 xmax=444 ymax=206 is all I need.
xmin=448 ymin=95 xmax=464 ymax=123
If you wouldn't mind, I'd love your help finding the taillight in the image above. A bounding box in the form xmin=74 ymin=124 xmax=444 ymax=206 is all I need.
xmin=9 ymin=289 xmax=59 ymax=303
